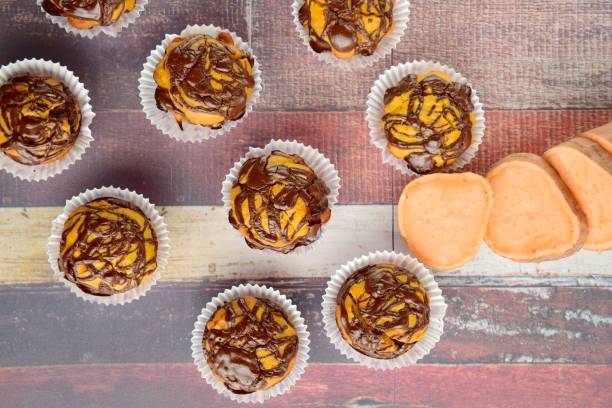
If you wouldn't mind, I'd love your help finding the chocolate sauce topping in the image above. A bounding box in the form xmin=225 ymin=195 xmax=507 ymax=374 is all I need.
xmin=382 ymin=73 xmax=474 ymax=174
xmin=203 ymin=296 xmax=299 ymax=394
xmin=59 ymin=197 xmax=158 ymax=297
xmin=229 ymin=150 xmax=331 ymax=253
xmin=0 ymin=74 xmax=81 ymax=165
xmin=299 ymin=0 xmax=394 ymax=57
xmin=42 ymin=0 xmax=133 ymax=27
xmin=336 ymin=264 xmax=430 ymax=359
xmin=154 ymin=33 xmax=255 ymax=129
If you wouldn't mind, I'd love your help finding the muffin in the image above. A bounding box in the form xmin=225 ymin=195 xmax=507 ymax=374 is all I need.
xmin=228 ymin=150 xmax=331 ymax=253
xmin=336 ymin=263 xmax=430 ymax=359
xmin=58 ymin=197 xmax=158 ymax=296
xmin=0 ymin=73 xmax=81 ymax=165
xmin=381 ymin=70 xmax=475 ymax=174
xmin=298 ymin=0 xmax=395 ymax=59
xmin=154 ymin=32 xmax=255 ymax=130
xmin=41 ymin=0 xmax=137 ymax=29
xmin=203 ymin=295 xmax=299 ymax=394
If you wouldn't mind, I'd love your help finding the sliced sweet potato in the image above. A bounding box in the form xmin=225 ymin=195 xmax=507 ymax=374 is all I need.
xmin=581 ymin=121 xmax=612 ymax=154
xmin=543 ymin=137 xmax=612 ymax=251
xmin=485 ymin=153 xmax=587 ymax=262
xmin=397 ymin=173 xmax=494 ymax=271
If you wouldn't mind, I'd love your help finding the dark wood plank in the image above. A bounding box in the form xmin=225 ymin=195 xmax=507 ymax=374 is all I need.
xmin=0 ymin=282 xmax=609 ymax=366
xmin=0 ymin=0 xmax=248 ymax=111
xmin=1 ymin=110 xmax=610 ymax=207
xmin=0 ymin=363 xmax=609 ymax=408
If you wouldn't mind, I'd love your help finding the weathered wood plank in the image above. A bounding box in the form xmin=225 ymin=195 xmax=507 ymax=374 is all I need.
xmin=0 ymin=205 xmax=609 ymax=286
xmin=0 ymin=0 xmax=249 ymax=112
xmin=0 ymin=363 xmax=609 ymax=408
xmin=0 ymin=283 xmax=609 ymax=366
xmin=395 ymin=0 xmax=612 ymax=110
xmin=1 ymin=110 xmax=610 ymax=207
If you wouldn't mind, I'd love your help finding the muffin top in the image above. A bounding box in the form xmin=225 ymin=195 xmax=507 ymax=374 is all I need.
xmin=0 ymin=73 xmax=81 ymax=165
xmin=382 ymin=70 xmax=475 ymax=174
xmin=229 ymin=150 xmax=331 ymax=253
xmin=42 ymin=0 xmax=137 ymax=29
xmin=154 ymin=33 xmax=254 ymax=130
xmin=336 ymin=263 xmax=429 ymax=359
xmin=59 ymin=197 xmax=158 ymax=296
xmin=203 ymin=296 xmax=299 ymax=394
xmin=299 ymin=0 xmax=395 ymax=59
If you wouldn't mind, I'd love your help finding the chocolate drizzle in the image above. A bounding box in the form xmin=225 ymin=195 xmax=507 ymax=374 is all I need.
xmin=0 ymin=74 xmax=80 ymax=165
xmin=382 ymin=73 xmax=474 ymax=174
xmin=59 ymin=197 xmax=158 ymax=297
xmin=42 ymin=0 xmax=135 ymax=27
xmin=336 ymin=264 xmax=430 ymax=359
xmin=203 ymin=296 xmax=299 ymax=394
xmin=229 ymin=150 xmax=331 ymax=253
xmin=154 ymin=33 xmax=255 ymax=130
xmin=299 ymin=0 xmax=394 ymax=57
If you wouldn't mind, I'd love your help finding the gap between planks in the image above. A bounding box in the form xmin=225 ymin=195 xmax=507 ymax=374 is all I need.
xmin=0 ymin=205 xmax=609 ymax=286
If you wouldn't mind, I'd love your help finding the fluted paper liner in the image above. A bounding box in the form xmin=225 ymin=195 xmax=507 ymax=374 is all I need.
xmin=221 ymin=139 xmax=341 ymax=255
xmin=48 ymin=186 xmax=170 ymax=305
xmin=322 ymin=251 xmax=447 ymax=369
xmin=37 ymin=0 xmax=149 ymax=38
xmin=191 ymin=284 xmax=310 ymax=404
xmin=0 ymin=59 xmax=95 ymax=181
xmin=139 ymin=24 xmax=263 ymax=142
xmin=366 ymin=60 xmax=486 ymax=176
xmin=292 ymin=0 xmax=410 ymax=68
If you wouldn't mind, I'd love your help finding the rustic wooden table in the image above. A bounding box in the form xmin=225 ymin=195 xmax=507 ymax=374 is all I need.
xmin=0 ymin=1 xmax=611 ymax=407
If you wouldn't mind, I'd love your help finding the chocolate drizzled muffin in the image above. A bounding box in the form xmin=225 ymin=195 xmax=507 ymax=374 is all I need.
xmin=382 ymin=70 xmax=475 ymax=174
xmin=0 ymin=74 xmax=81 ymax=165
xmin=203 ymin=296 xmax=299 ymax=394
xmin=59 ymin=197 xmax=158 ymax=297
xmin=299 ymin=0 xmax=395 ymax=59
xmin=229 ymin=150 xmax=331 ymax=253
xmin=42 ymin=0 xmax=137 ymax=29
xmin=336 ymin=264 xmax=429 ymax=359
xmin=154 ymin=33 xmax=255 ymax=130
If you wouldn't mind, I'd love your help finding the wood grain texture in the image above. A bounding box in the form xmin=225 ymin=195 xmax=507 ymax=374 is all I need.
xmin=1 ymin=110 xmax=610 ymax=207
xmin=0 ymin=363 xmax=610 ymax=408
xmin=1 ymin=205 xmax=610 ymax=286
xmin=0 ymin=0 xmax=248 ymax=112
xmin=253 ymin=0 xmax=612 ymax=111
xmin=0 ymin=283 xmax=609 ymax=366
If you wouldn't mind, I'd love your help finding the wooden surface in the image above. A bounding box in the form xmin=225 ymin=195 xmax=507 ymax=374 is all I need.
xmin=0 ymin=1 xmax=611 ymax=407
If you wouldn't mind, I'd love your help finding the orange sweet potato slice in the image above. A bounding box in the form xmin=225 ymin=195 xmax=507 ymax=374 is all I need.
xmin=397 ymin=173 xmax=494 ymax=271
xmin=543 ymin=137 xmax=612 ymax=251
xmin=581 ymin=121 xmax=612 ymax=154
xmin=485 ymin=153 xmax=587 ymax=262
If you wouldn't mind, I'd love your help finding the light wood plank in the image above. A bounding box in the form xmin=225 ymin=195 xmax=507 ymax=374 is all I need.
xmin=0 ymin=205 xmax=609 ymax=285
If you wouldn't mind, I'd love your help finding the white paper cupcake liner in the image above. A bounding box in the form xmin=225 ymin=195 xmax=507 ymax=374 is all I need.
xmin=0 ymin=58 xmax=95 ymax=182
xmin=47 ymin=186 xmax=170 ymax=306
xmin=138 ymin=24 xmax=263 ymax=142
xmin=191 ymin=284 xmax=310 ymax=404
xmin=37 ymin=0 xmax=148 ymax=38
xmin=366 ymin=60 xmax=486 ymax=176
xmin=322 ymin=251 xmax=447 ymax=369
xmin=221 ymin=139 xmax=341 ymax=256
xmin=292 ymin=0 xmax=410 ymax=69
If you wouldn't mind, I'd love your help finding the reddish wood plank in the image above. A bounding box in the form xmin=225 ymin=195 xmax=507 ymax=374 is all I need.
xmin=0 ymin=0 xmax=248 ymax=111
xmin=393 ymin=109 xmax=612 ymax=199
xmin=0 ymin=111 xmax=394 ymax=206
xmin=0 ymin=363 xmax=609 ymax=408
xmin=0 ymin=283 xmax=609 ymax=366
xmin=1 ymin=110 xmax=610 ymax=207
